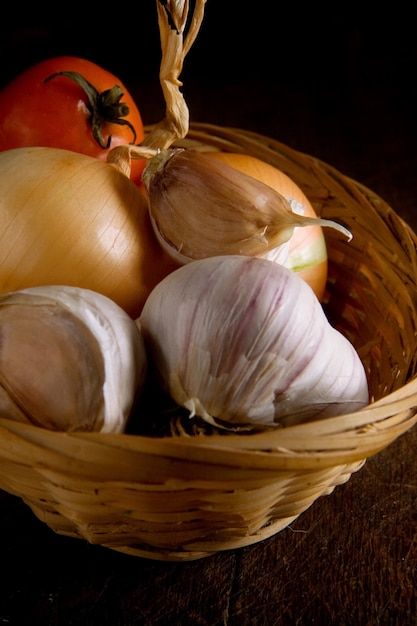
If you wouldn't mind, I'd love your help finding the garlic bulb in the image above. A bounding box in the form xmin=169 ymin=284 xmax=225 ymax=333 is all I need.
xmin=141 ymin=148 xmax=352 ymax=264
xmin=140 ymin=256 xmax=369 ymax=429
xmin=0 ymin=286 xmax=147 ymax=432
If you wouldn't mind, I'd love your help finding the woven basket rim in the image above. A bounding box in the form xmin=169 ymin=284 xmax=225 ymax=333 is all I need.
xmin=1 ymin=375 xmax=416 ymax=471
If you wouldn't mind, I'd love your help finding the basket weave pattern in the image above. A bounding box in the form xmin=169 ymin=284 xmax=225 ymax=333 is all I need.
xmin=1 ymin=123 xmax=416 ymax=561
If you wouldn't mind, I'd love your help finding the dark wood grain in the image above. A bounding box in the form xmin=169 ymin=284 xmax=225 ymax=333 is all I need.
xmin=1 ymin=4 xmax=417 ymax=625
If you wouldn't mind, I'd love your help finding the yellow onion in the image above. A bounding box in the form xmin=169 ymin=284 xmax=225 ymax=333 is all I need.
xmin=0 ymin=146 xmax=178 ymax=318
xmin=0 ymin=285 xmax=147 ymax=432
xmin=140 ymin=256 xmax=369 ymax=429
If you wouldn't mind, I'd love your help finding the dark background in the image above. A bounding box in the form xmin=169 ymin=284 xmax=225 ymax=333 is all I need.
xmin=1 ymin=2 xmax=417 ymax=625
xmin=1 ymin=2 xmax=416 ymax=216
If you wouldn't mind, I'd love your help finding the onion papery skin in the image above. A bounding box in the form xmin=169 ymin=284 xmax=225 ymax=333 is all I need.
xmin=204 ymin=152 xmax=328 ymax=300
xmin=140 ymin=255 xmax=369 ymax=429
xmin=0 ymin=147 xmax=178 ymax=317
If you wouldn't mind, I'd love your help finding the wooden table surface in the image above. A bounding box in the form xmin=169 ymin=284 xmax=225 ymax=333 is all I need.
xmin=1 ymin=4 xmax=417 ymax=625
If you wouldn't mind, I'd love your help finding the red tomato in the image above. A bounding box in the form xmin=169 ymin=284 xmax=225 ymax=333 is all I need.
xmin=0 ymin=56 xmax=146 ymax=183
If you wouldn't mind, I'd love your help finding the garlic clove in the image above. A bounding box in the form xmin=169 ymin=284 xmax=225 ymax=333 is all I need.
xmin=0 ymin=286 xmax=147 ymax=432
xmin=140 ymin=255 xmax=369 ymax=429
xmin=142 ymin=148 xmax=352 ymax=264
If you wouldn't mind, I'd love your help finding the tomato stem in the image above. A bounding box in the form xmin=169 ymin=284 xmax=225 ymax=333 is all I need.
xmin=44 ymin=71 xmax=137 ymax=149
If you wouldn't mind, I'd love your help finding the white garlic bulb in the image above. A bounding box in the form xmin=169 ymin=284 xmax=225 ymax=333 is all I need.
xmin=0 ymin=285 xmax=147 ymax=432
xmin=140 ymin=256 xmax=369 ymax=429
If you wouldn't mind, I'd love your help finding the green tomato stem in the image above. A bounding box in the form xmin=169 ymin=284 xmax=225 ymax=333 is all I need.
xmin=44 ymin=71 xmax=137 ymax=149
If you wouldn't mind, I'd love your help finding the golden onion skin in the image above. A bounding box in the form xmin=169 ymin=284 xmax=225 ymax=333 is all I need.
xmin=0 ymin=147 xmax=178 ymax=317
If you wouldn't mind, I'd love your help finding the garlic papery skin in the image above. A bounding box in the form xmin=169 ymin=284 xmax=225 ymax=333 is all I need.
xmin=140 ymin=256 xmax=369 ymax=429
xmin=0 ymin=286 xmax=147 ymax=433
xmin=141 ymin=148 xmax=352 ymax=264
xmin=259 ymin=200 xmax=307 ymax=266
xmin=259 ymin=199 xmax=320 ymax=262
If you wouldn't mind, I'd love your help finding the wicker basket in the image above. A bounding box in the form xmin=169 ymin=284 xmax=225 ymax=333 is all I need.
xmin=1 ymin=122 xmax=417 ymax=562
